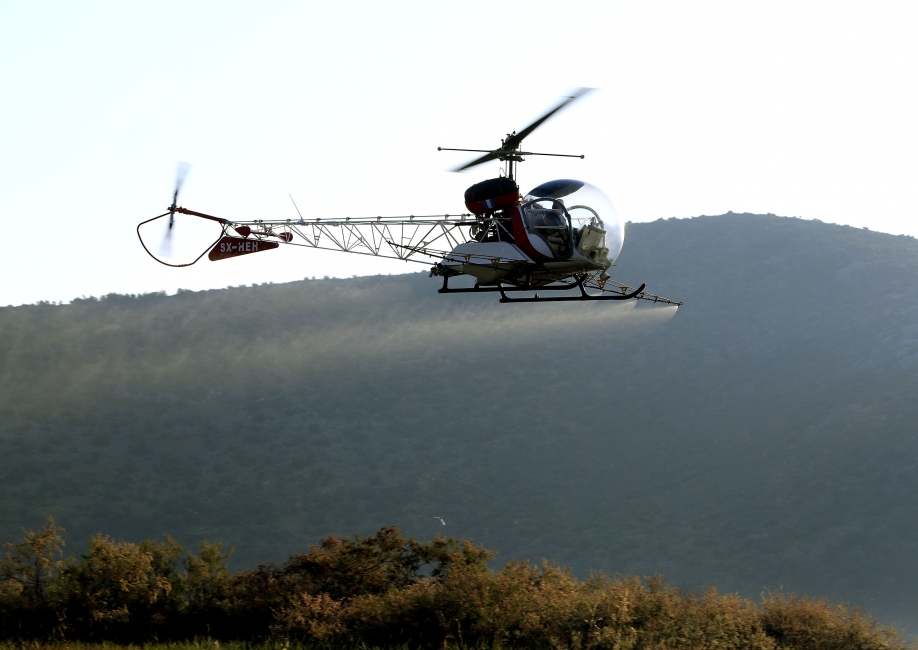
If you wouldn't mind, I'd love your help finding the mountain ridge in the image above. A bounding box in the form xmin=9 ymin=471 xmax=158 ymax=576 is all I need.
xmin=2 ymin=213 xmax=917 ymax=631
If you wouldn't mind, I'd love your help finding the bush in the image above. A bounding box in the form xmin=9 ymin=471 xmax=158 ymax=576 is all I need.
xmin=0 ymin=523 xmax=910 ymax=649
xmin=761 ymin=591 xmax=902 ymax=650
xmin=0 ymin=517 xmax=65 ymax=637
xmin=57 ymin=534 xmax=182 ymax=640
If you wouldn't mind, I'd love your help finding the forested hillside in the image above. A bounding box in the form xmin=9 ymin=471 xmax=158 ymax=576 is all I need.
xmin=2 ymin=213 xmax=918 ymax=631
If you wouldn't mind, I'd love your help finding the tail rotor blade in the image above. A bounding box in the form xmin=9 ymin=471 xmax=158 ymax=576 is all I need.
xmin=159 ymin=221 xmax=174 ymax=258
xmin=163 ymin=161 xmax=191 ymax=258
xmin=174 ymin=161 xmax=191 ymax=203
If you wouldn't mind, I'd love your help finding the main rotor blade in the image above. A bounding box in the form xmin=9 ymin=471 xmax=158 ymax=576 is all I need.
xmin=452 ymin=150 xmax=501 ymax=172
xmin=504 ymin=87 xmax=593 ymax=150
xmin=448 ymin=88 xmax=594 ymax=172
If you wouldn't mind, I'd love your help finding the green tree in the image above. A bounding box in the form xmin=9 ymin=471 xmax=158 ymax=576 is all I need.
xmin=0 ymin=516 xmax=65 ymax=606
xmin=281 ymin=525 xmax=495 ymax=600
xmin=59 ymin=534 xmax=177 ymax=638
xmin=184 ymin=540 xmax=233 ymax=610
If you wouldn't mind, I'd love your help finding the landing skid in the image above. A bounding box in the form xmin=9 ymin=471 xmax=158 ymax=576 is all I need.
xmin=438 ymin=276 xmax=647 ymax=303
xmin=499 ymin=279 xmax=646 ymax=303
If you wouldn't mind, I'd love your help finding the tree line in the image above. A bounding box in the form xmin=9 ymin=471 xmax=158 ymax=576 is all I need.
xmin=0 ymin=518 xmax=907 ymax=649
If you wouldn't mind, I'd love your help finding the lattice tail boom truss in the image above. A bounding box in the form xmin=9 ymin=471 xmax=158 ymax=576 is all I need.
xmin=233 ymin=213 xmax=480 ymax=264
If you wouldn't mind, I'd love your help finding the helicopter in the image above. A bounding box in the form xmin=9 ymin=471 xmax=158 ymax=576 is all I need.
xmin=137 ymin=89 xmax=681 ymax=306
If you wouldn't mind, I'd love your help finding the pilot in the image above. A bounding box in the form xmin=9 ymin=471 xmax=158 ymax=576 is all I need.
xmin=542 ymin=210 xmax=570 ymax=254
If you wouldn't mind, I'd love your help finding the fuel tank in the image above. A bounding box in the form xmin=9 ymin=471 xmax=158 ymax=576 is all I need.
xmin=464 ymin=177 xmax=520 ymax=214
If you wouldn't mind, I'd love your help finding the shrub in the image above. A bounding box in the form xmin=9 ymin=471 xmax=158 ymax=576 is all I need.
xmin=57 ymin=534 xmax=181 ymax=639
xmin=0 ymin=522 xmax=910 ymax=649
xmin=0 ymin=517 xmax=65 ymax=637
xmin=761 ymin=591 xmax=901 ymax=650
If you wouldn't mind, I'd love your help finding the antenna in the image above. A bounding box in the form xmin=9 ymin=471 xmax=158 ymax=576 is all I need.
xmin=289 ymin=194 xmax=306 ymax=224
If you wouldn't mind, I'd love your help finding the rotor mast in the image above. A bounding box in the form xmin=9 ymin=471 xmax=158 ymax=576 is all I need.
xmin=501 ymin=133 xmax=523 ymax=181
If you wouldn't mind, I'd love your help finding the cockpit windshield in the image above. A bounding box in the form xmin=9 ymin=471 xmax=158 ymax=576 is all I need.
xmin=523 ymin=199 xmax=568 ymax=230
xmin=523 ymin=179 xmax=623 ymax=264
xmin=522 ymin=198 xmax=573 ymax=257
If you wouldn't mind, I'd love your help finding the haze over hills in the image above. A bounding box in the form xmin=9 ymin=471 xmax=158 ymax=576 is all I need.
xmin=2 ymin=213 xmax=918 ymax=631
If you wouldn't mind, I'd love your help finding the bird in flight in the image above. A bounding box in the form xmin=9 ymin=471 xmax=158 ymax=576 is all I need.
xmin=434 ymin=516 xmax=446 ymax=525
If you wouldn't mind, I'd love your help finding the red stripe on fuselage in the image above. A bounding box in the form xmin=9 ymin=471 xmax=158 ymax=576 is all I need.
xmin=509 ymin=206 xmax=553 ymax=262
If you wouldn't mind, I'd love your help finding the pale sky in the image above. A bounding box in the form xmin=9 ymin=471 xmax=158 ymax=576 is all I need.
xmin=1 ymin=1 xmax=915 ymax=306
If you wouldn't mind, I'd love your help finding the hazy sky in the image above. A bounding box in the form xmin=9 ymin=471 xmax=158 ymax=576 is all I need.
xmin=1 ymin=1 xmax=915 ymax=306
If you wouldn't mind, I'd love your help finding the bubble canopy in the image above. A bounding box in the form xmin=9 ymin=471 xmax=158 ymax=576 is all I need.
xmin=523 ymin=180 xmax=623 ymax=263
